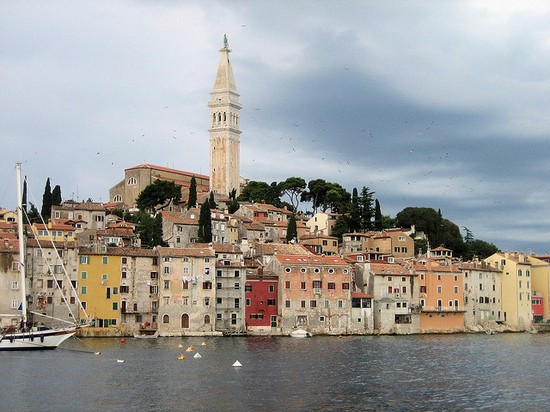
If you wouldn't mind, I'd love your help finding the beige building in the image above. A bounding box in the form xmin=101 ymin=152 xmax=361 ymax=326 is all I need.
xmin=108 ymin=163 xmax=209 ymax=210
xmin=208 ymin=36 xmax=242 ymax=196
xmin=527 ymin=255 xmax=550 ymax=321
xmin=51 ymin=201 xmax=106 ymax=232
xmin=157 ymin=247 xmax=218 ymax=336
xmin=306 ymin=212 xmax=339 ymax=236
xmin=485 ymin=252 xmax=532 ymax=330
xmin=460 ymin=260 xmax=502 ymax=328
xmin=342 ymin=228 xmax=414 ymax=258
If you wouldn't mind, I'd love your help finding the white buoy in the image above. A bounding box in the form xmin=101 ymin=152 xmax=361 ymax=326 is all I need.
xmin=194 ymin=352 xmax=202 ymax=358
xmin=232 ymin=360 xmax=242 ymax=367
xmin=117 ymin=359 xmax=125 ymax=363
xmin=94 ymin=352 xmax=101 ymax=355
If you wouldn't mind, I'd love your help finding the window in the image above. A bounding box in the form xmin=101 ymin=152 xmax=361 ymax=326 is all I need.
xmin=268 ymin=285 xmax=274 ymax=293
xmin=402 ymin=286 xmax=407 ymax=294
xmin=234 ymin=298 xmax=240 ymax=308
xmin=164 ymin=280 xmax=170 ymax=289
xmin=113 ymin=287 xmax=118 ymax=294
xmin=245 ymin=284 xmax=252 ymax=292
xmin=310 ymin=300 xmax=317 ymax=308
xmin=231 ymin=313 xmax=237 ymax=325
xmin=121 ymin=257 xmax=127 ymax=265
xmin=267 ymin=299 xmax=276 ymax=306
xmin=102 ymin=256 xmax=108 ymax=265
xmin=164 ymin=266 xmax=171 ymax=274
xmin=80 ymin=256 xmax=90 ymax=264
xmin=163 ymin=314 xmax=170 ymax=323
xmin=150 ymin=285 xmax=158 ymax=294
xmin=150 ymin=272 xmax=158 ymax=279
xmin=301 ymin=281 xmax=306 ymax=290
xmin=11 ymin=280 xmax=19 ymax=290
xmin=120 ymin=286 xmax=129 ymax=293
xmin=324 ymin=300 xmax=330 ymax=309
xmin=246 ymin=298 xmax=251 ymax=306
xmin=328 ymin=282 xmax=335 ymax=290
xmin=454 ymin=286 xmax=459 ymax=294
xmin=182 ymin=281 xmax=189 ymax=290
xmin=313 ymin=280 xmax=322 ymax=289
xmin=437 ymin=275 xmax=441 ymax=280
xmin=337 ymin=300 xmax=343 ymax=308
xmin=217 ymin=282 xmax=222 ymax=290
xmin=102 ymin=274 xmax=108 ymax=281
xmin=203 ymin=281 xmax=212 ymax=290
xmin=128 ymin=177 xmax=137 ymax=185
xmin=388 ymin=286 xmax=393 ymax=294
xmin=47 ymin=280 xmax=54 ymax=289
xmin=112 ymin=302 xmax=118 ymax=310
xmin=234 ymin=283 xmax=240 ymax=289
xmin=285 ymin=281 xmax=291 ymax=289
xmin=121 ymin=271 xmax=126 ymax=279
xmin=234 ymin=270 xmax=240 ymax=277
xmin=301 ymin=300 xmax=306 ymax=308
xmin=285 ymin=300 xmax=291 ymax=308
xmin=437 ymin=286 xmax=442 ymax=293
xmin=81 ymin=286 xmax=87 ymax=295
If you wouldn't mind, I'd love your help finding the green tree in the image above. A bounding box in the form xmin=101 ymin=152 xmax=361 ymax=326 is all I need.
xmin=136 ymin=180 xmax=182 ymax=213
xmin=280 ymin=177 xmax=306 ymax=212
xmin=286 ymin=214 xmax=298 ymax=242
xmin=187 ymin=176 xmax=197 ymax=210
xmin=135 ymin=211 xmax=167 ymax=248
xmin=331 ymin=215 xmax=352 ymax=239
xmin=466 ymin=239 xmax=499 ymax=260
xmin=41 ymin=178 xmax=52 ymax=220
xmin=374 ymin=199 xmax=383 ymax=230
xmin=324 ymin=183 xmax=351 ymax=213
xmin=358 ymin=186 xmax=375 ymax=231
xmin=239 ymin=180 xmax=283 ymax=206
xmin=349 ymin=188 xmax=361 ymax=232
xmin=198 ymin=202 xmax=212 ymax=243
xmin=26 ymin=203 xmax=40 ymax=224
xmin=52 ymin=185 xmax=62 ymax=206
xmin=301 ymin=179 xmax=328 ymax=214
xmin=208 ymin=192 xmax=217 ymax=209
xmin=228 ymin=189 xmax=240 ymax=214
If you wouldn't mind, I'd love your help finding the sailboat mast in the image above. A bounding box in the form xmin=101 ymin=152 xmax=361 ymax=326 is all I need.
xmin=15 ymin=162 xmax=27 ymax=326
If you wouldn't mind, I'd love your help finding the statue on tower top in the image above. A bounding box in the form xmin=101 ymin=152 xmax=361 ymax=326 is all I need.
xmin=223 ymin=34 xmax=229 ymax=49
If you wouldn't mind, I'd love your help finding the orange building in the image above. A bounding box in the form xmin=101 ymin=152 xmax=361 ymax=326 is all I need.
xmin=412 ymin=258 xmax=465 ymax=332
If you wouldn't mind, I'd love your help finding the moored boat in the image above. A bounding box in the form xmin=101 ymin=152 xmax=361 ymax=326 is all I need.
xmin=290 ymin=329 xmax=312 ymax=338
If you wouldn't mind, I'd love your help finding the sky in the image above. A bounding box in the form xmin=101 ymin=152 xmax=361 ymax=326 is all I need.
xmin=1 ymin=1 xmax=550 ymax=253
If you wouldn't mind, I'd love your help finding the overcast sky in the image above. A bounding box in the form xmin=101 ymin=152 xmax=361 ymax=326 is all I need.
xmin=1 ymin=1 xmax=550 ymax=253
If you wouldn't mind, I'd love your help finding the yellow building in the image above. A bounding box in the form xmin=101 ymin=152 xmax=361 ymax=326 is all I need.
xmin=78 ymin=248 xmax=122 ymax=336
xmin=485 ymin=252 xmax=532 ymax=330
xmin=32 ymin=220 xmax=76 ymax=242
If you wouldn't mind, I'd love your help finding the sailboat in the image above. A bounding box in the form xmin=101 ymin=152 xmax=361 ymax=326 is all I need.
xmin=0 ymin=163 xmax=79 ymax=350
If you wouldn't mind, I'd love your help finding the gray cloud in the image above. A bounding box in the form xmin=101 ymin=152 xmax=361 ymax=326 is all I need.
xmin=1 ymin=0 xmax=550 ymax=253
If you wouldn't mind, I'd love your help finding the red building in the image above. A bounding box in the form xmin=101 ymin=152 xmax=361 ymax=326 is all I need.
xmin=245 ymin=270 xmax=279 ymax=333
xmin=532 ymin=293 xmax=544 ymax=323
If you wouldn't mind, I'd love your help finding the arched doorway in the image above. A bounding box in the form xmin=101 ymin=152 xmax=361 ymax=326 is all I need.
xmin=204 ymin=314 xmax=211 ymax=325
xmin=181 ymin=313 xmax=189 ymax=329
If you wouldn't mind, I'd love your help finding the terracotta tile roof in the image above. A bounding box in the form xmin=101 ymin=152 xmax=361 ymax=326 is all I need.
xmin=369 ymin=262 xmax=411 ymax=275
xmin=78 ymin=246 xmax=158 ymax=257
xmin=253 ymin=243 xmax=313 ymax=256
xmin=156 ymin=246 xmax=216 ymax=258
xmin=126 ymin=163 xmax=209 ymax=180
xmin=27 ymin=239 xmax=77 ymax=248
xmin=212 ymin=244 xmax=242 ymax=254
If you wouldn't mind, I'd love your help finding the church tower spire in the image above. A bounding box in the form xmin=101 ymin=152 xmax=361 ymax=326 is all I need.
xmin=208 ymin=34 xmax=242 ymax=197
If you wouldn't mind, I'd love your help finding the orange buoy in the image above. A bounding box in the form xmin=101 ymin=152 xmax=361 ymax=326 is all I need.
xmin=178 ymin=354 xmax=186 ymax=360
xmin=120 ymin=337 xmax=125 ymax=343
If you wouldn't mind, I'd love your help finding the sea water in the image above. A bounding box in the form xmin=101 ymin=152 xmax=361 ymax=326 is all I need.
xmin=1 ymin=333 xmax=549 ymax=411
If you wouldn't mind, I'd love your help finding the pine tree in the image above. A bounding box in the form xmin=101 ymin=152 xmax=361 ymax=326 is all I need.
xmin=198 ymin=202 xmax=212 ymax=243
xmin=22 ymin=178 xmax=28 ymax=224
xmin=41 ymin=178 xmax=52 ymax=221
xmin=286 ymin=214 xmax=298 ymax=242
xmin=187 ymin=177 xmax=197 ymax=209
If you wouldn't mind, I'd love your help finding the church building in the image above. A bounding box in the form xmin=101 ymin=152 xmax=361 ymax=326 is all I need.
xmin=109 ymin=36 xmax=242 ymax=208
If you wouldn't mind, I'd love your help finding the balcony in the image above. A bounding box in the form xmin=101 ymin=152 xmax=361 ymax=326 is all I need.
xmin=422 ymin=305 xmax=465 ymax=313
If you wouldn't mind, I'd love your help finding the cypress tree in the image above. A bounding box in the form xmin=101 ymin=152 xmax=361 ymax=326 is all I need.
xmin=187 ymin=177 xmax=197 ymax=209
xmin=22 ymin=178 xmax=28 ymax=224
xmin=198 ymin=202 xmax=212 ymax=243
xmin=286 ymin=214 xmax=298 ymax=242
xmin=41 ymin=178 xmax=52 ymax=220
xmin=374 ymin=199 xmax=383 ymax=230
xmin=52 ymin=185 xmax=62 ymax=206
xmin=208 ymin=192 xmax=217 ymax=209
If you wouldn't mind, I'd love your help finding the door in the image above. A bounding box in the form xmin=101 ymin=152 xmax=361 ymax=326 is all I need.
xmin=181 ymin=313 xmax=189 ymax=329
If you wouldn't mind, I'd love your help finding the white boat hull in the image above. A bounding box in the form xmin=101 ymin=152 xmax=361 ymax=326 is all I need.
xmin=0 ymin=327 xmax=76 ymax=350
xmin=290 ymin=329 xmax=312 ymax=338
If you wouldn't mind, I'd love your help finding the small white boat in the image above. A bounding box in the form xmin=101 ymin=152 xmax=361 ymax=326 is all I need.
xmin=290 ymin=329 xmax=312 ymax=338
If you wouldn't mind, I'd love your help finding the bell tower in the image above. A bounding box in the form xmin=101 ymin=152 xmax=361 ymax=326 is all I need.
xmin=208 ymin=34 xmax=242 ymax=196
